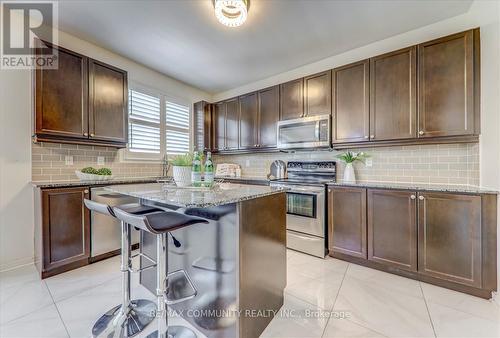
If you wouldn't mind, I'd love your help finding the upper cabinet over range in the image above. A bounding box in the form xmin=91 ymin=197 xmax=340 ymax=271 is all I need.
xmin=34 ymin=41 xmax=128 ymax=148
xmin=196 ymin=28 xmax=480 ymax=154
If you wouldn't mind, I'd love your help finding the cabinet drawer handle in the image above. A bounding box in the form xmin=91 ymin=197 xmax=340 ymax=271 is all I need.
xmin=419 ymin=196 xmax=424 ymax=200
xmin=419 ymin=131 xmax=424 ymax=136
xmin=410 ymin=195 xmax=416 ymax=200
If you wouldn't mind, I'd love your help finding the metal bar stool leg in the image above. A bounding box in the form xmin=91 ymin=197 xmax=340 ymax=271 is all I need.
xmin=92 ymin=221 xmax=156 ymax=338
xmin=146 ymin=233 xmax=196 ymax=338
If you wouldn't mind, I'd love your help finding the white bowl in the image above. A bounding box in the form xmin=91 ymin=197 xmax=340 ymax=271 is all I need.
xmin=75 ymin=170 xmax=114 ymax=181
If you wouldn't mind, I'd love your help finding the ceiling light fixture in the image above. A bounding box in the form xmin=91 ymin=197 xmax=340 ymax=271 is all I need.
xmin=213 ymin=0 xmax=249 ymax=28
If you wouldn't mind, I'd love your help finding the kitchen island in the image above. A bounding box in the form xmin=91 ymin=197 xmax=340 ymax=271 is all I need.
xmin=105 ymin=183 xmax=286 ymax=338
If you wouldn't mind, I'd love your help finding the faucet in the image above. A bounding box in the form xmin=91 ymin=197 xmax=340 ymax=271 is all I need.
xmin=162 ymin=154 xmax=170 ymax=178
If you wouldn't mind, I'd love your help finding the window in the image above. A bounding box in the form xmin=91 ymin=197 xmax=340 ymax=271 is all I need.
xmin=166 ymin=101 xmax=190 ymax=154
xmin=125 ymin=85 xmax=191 ymax=160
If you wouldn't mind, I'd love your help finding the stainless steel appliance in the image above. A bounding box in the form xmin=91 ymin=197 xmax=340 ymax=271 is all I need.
xmin=90 ymin=187 xmax=140 ymax=258
xmin=267 ymin=160 xmax=286 ymax=180
xmin=270 ymin=161 xmax=336 ymax=257
xmin=277 ymin=115 xmax=331 ymax=149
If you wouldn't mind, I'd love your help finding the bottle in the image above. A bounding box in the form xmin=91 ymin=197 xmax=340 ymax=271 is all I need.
xmin=191 ymin=151 xmax=202 ymax=187
xmin=204 ymin=152 xmax=214 ymax=186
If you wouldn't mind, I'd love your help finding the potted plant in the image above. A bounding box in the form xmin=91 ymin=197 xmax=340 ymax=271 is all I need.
xmin=335 ymin=151 xmax=369 ymax=183
xmin=170 ymin=153 xmax=193 ymax=187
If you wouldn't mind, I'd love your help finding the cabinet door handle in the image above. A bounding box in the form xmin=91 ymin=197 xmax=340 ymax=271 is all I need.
xmin=364 ymin=135 xmax=369 ymax=139
xmin=83 ymin=132 xmax=88 ymax=137
xmin=84 ymin=189 xmax=89 ymax=194
xmin=419 ymin=195 xmax=425 ymax=200
xmin=410 ymin=195 xmax=416 ymax=200
xmin=419 ymin=130 xmax=424 ymax=136
xmin=90 ymin=133 xmax=94 ymax=137
xmin=370 ymin=135 xmax=375 ymax=139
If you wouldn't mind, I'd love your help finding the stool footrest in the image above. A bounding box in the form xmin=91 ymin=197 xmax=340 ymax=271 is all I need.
xmin=166 ymin=269 xmax=197 ymax=305
xmin=128 ymin=252 xmax=157 ymax=274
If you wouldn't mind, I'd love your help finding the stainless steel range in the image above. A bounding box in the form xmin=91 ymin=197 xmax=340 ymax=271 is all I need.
xmin=270 ymin=161 xmax=336 ymax=257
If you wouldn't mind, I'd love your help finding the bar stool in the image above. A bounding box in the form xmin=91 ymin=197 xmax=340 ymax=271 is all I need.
xmin=84 ymin=199 xmax=160 ymax=338
xmin=113 ymin=207 xmax=208 ymax=338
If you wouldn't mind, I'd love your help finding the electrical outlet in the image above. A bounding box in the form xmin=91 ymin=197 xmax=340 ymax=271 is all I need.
xmin=65 ymin=156 xmax=73 ymax=166
xmin=97 ymin=156 xmax=105 ymax=166
xmin=365 ymin=158 xmax=373 ymax=167
xmin=245 ymin=159 xmax=250 ymax=167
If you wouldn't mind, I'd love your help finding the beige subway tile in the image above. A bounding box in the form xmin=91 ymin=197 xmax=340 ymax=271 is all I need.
xmin=42 ymin=154 xmax=62 ymax=162
xmin=42 ymin=168 xmax=61 ymax=175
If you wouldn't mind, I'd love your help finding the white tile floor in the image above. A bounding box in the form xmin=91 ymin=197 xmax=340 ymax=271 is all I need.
xmin=0 ymin=250 xmax=499 ymax=338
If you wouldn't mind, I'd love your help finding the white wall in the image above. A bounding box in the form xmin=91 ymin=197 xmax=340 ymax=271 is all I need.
xmin=0 ymin=29 xmax=211 ymax=271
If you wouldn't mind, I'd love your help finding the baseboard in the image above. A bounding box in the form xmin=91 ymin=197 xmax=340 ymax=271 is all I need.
xmin=492 ymin=292 xmax=500 ymax=306
xmin=0 ymin=256 xmax=34 ymax=273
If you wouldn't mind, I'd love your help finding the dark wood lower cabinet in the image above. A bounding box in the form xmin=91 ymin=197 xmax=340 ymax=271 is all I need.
xmin=329 ymin=186 xmax=497 ymax=298
xmin=367 ymin=189 xmax=417 ymax=271
xmin=35 ymin=187 xmax=90 ymax=278
xmin=417 ymin=192 xmax=482 ymax=288
xmin=329 ymin=187 xmax=367 ymax=259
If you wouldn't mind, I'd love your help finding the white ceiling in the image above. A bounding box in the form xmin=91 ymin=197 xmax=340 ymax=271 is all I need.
xmin=57 ymin=0 xmax=473 ymax=94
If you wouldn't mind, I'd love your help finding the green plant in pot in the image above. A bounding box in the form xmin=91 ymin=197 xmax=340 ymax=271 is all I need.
xmin=335 ymin=151 xmax=369 ymax=183
xmin=170 ymin=153 xmax=193 ymax=187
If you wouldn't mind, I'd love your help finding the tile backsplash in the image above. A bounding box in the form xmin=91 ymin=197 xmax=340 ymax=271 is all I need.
xmin=214 ymin=143 xmax=480 ymax=186
xmin=32 ymin=142 xmax=162 ymax=182
xmin=32 ymin=142 xmax=480 ymax=186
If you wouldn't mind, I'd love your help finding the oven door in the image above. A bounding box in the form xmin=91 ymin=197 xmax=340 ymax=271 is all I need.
xmin=282 ymin=185 xmax=325 ymax=237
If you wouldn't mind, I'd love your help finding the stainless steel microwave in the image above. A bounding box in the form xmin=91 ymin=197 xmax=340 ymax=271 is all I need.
xmin=277 ymin=114 xmax=331 ymax=149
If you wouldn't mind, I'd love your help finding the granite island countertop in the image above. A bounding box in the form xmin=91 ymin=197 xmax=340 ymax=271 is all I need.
xmin=104 ymin=182 xmax=285 ymax=208
xmin=32 ymin=176 xmax=167 ymax=188
xmin=328 ymin=181 xmax=498 ymax=194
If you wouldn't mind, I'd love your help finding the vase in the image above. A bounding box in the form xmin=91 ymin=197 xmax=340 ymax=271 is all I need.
xmin=343 ymin=163 xmax=356 ymax=183
xmin=172 ymin=166 xmax=192 ymax=187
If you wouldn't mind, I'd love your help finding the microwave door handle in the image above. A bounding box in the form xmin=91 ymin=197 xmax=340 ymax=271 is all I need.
xmin=315 ymin=121 xmax=320 ymax=140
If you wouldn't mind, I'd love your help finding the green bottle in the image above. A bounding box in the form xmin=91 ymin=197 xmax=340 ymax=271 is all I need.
xmin=191 ymin=151 xmax=202 ymax=187
xmin=204 ymin=152 xmax=214 ymax=186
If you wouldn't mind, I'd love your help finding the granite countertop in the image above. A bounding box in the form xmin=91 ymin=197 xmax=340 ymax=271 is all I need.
xmin=104 ymin=182 xmax=285 ymax=208
xmin=215 ymin=175 xmax=269 ymax=185
xmin=328 ymin=181 xmax=498 ymax=194
xmin=32 ymin=177 xmax=166 ymax=188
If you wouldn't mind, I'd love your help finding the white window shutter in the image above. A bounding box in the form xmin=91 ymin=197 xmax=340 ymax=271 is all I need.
xmin=128 ymin=90 xmax=161 ymax=154
xmin=166 ymin=100 xmax=190 ymax=154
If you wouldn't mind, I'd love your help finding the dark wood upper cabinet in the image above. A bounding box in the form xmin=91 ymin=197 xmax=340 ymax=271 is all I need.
xmin=329 ymin=187 xmax=367 ymax=259
xmin=280 ymin=78 xmax=304 ymax=120
xmin=418 ymin=192 xmax=482 ymax=288
xmin=239 ymin=92 xmax=258 ymax=149
xmin=213 ymin=102 xmax=226 ymax=151
xmin=34 ymin=41 xmax=128 ymax=147
xmin=88 ymin=59 xmax=128 ymax=143
xmin=40 ymin=187 xmax=90 ymax=277
xmin=193 ymin=101 xmax=213 ymax=152
xmin=304 ymin=71 xmax=331 ymax=117
xmin=35 ymin=43 xmax=88 ymax=140
xmin=367 ymin=189 xmax=417 ymax=271
xmin=332 ymin=60 xmax=370 ymax=143
xmin=225 ymin=98 xmax=239 ymax=150
xmin=418 ymin=29 xmax=477 ymax=137
xmin=370 ymin=47 xmax=417 ymax=141
xmin=257 ymin=86 xmax=280 ymax=148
